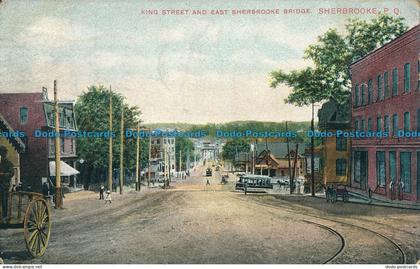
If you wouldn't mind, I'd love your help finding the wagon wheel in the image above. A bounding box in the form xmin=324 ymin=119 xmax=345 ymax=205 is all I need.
xmin=23 ymin=198 xmax=51 ymax=257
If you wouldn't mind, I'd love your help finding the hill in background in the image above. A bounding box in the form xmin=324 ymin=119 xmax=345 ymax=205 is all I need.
xmin=144 ymin=121 xmax=313 ymax=144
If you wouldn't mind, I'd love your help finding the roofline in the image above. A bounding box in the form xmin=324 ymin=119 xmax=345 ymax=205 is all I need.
xmin=350 ymin=24 xmax=420 ymax=67
xmin=0 ymin=115 xmax=26 ymax=152
xmin=42 ymin=100 xmax=75 ymax=104
xmin=0 ymin=91 xmax=43 ymax=94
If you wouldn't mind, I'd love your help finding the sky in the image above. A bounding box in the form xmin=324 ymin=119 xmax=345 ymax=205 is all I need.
xmin=0 ymin=0 xmax=418 ymax=123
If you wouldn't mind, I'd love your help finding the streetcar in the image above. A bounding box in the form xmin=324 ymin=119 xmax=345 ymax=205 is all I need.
xmin=235 ymin=174 xmax=273 ymax=193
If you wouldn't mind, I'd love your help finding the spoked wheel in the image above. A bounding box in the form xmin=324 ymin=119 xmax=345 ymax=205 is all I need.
xmin=23 ymin=198 xmax=51 ymax=257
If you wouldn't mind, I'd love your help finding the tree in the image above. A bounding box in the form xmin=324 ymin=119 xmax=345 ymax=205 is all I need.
xmin=222 ymin=139 xmax=250 ymax=165
xmin=75 ymin=85 xmax=142 ymax=189
xmin=270 ymin=14 xmax=408 ymax=105
xmin=175 ymin=136 xmax=194 ymax=171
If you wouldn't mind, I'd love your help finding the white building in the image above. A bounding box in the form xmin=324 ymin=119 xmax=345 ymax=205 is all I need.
xmin=151 ymin=134 xmax=176 ymax=175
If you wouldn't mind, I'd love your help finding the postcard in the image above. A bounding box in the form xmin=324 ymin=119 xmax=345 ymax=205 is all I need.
xmin=0 ymin=0 xmax=419 ymax=267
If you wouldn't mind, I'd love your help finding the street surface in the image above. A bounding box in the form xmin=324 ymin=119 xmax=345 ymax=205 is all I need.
xmin=0 ymin=164 xmax=419 ymax=264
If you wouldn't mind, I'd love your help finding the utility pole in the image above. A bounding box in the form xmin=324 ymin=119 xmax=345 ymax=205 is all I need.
xmin=179 ymin=150 xmax=182 ymax=176
xmin=148 ymin=130 xmax=151 ymax=187
xmin=252 ymin=139 xmax=255 ymax=175
xmin=286 ymin=121 xmax=293 ymax=194
xmin=108 ymin=86 xmax=113 ymax=192
xmin=292 ymin=144 xmax=299 ymax=194
xmin=168 ymin=143 xmax=171 ymax=183
xmin=186 ymin=148 xmax=190 ymax=173
xmin=163 ymin=143 xmax=167 ymax=189
xmin=119 ymin=107 xmax=124 ymax=194
xmin=311 ymin=103 xmax=315 ymax=197
xmin=135 ymin=121 xmax=140 ymax=191
xmin=54 ymin=80 xmax=62 ymax=209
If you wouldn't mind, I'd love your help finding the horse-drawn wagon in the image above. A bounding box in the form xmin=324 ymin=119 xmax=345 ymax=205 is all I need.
xmin=325 ymin=184 xmax=349 ymax=203
xmin=0 ymin=191 xmax=51 ymax=257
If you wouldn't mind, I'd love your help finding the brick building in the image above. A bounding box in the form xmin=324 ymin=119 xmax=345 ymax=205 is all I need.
xmin=0 ymin=90 xmax=78 ymax=192
xmin=350 ymin=24 xmax=420 ymax=202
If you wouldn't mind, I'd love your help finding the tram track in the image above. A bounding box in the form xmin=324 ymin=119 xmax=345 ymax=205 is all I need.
xmin=301 ymin=219 xmax=346 ymax=264
xmin=230 ymin=194 xmax=407 ymax=264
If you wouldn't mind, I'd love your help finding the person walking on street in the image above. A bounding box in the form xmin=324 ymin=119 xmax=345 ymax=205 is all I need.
xmin=105 ymin=190 xmax=112 ymax=205
xmin=99 ymin=185 xmax=104 ymax=200
xmin=42 ymin=182 xmax=49 ymax=197
xmin=0 ymin=146 xmax=14 ymax=220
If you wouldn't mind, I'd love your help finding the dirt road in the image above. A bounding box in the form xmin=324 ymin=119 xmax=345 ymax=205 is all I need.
xmin=0 ymin=166 xmax=418 ymax=264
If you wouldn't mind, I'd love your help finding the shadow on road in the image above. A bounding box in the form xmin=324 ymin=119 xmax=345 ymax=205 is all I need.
xmin=1 ymin=250 xmax=32 ymax=261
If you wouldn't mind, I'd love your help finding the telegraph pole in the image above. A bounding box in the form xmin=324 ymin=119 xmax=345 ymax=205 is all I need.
xmin=179 ymin=150 xmax=182 ymax=177
xmin=54 ymin=80 xmax=62 ymax=209
xmin=292 ymin=143 xmax=299 ymax=194
xmin=167 ymin=141 xmax=171 ymax=182
xmin=286 ymin=121 xmax=293 ymax=194
xmin=119 ymin=108 xmax=124 ymax=194
xmin=186 ymin=148 xmax=190 ymax=173
xmin=148 ymin=130 xmax=151 ymax=187
xmin=252 ymin=139 xmax=257 ymax=175
xmin=311 ymin=103 xmax=315 ymax=197
xmin=108 ymin=86 xmax=113 ymax=192
xmin=135 ymin=121 xmax=140 ymax=191
xmin=163 ymin=143 xmax=167 ymax=189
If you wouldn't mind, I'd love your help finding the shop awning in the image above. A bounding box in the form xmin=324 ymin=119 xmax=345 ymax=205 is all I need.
xmin=49 ymin=161 xmax=80 ymax=177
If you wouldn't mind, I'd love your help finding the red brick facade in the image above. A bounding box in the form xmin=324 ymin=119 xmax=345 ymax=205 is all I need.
xmin=0 ymin=92 xmax=77 ymax=192
xmin=350 ymin=24 xmax=420 ymax=202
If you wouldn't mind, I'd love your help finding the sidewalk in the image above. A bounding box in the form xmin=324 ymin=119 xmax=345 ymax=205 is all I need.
xmin=311 ymin=191 xmax=420 ymax=210
xmin=269 ymin=184 xmax=420 ymax=210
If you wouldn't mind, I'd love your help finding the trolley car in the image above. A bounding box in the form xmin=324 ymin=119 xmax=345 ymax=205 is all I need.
xmin=0 ymin=191 xmax=52 ymax=257
xmin=235 ymin=174 xmax=273 ymax=193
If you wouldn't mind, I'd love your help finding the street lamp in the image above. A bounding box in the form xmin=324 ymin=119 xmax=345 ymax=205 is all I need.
xmin=77 ymin=158 xmax=85 ymax=189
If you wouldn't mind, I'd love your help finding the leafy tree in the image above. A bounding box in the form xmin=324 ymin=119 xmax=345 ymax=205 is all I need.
xmin=222 ymin=139 xmax=250 ymax=165
xmin=270 ymin=14 xmax=408 ymax=105
xmin=175 ymin=136 xmax=194 ymax=171
xmin=75 ymin=85 xmax=143 ymax=188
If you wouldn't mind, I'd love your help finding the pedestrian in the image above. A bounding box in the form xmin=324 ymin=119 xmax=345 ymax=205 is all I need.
xmin=42 ymin=182 xmax=49 ymax=197
xmin=105 ymin=190 xmax=112 ymax=205
xmin=206 ymin=179 xmax=210 ymax=185
xmin=0 ymin=146 xmax=14 ymax=221
xmin=99 ymin=185 xmax=104 ymax=200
